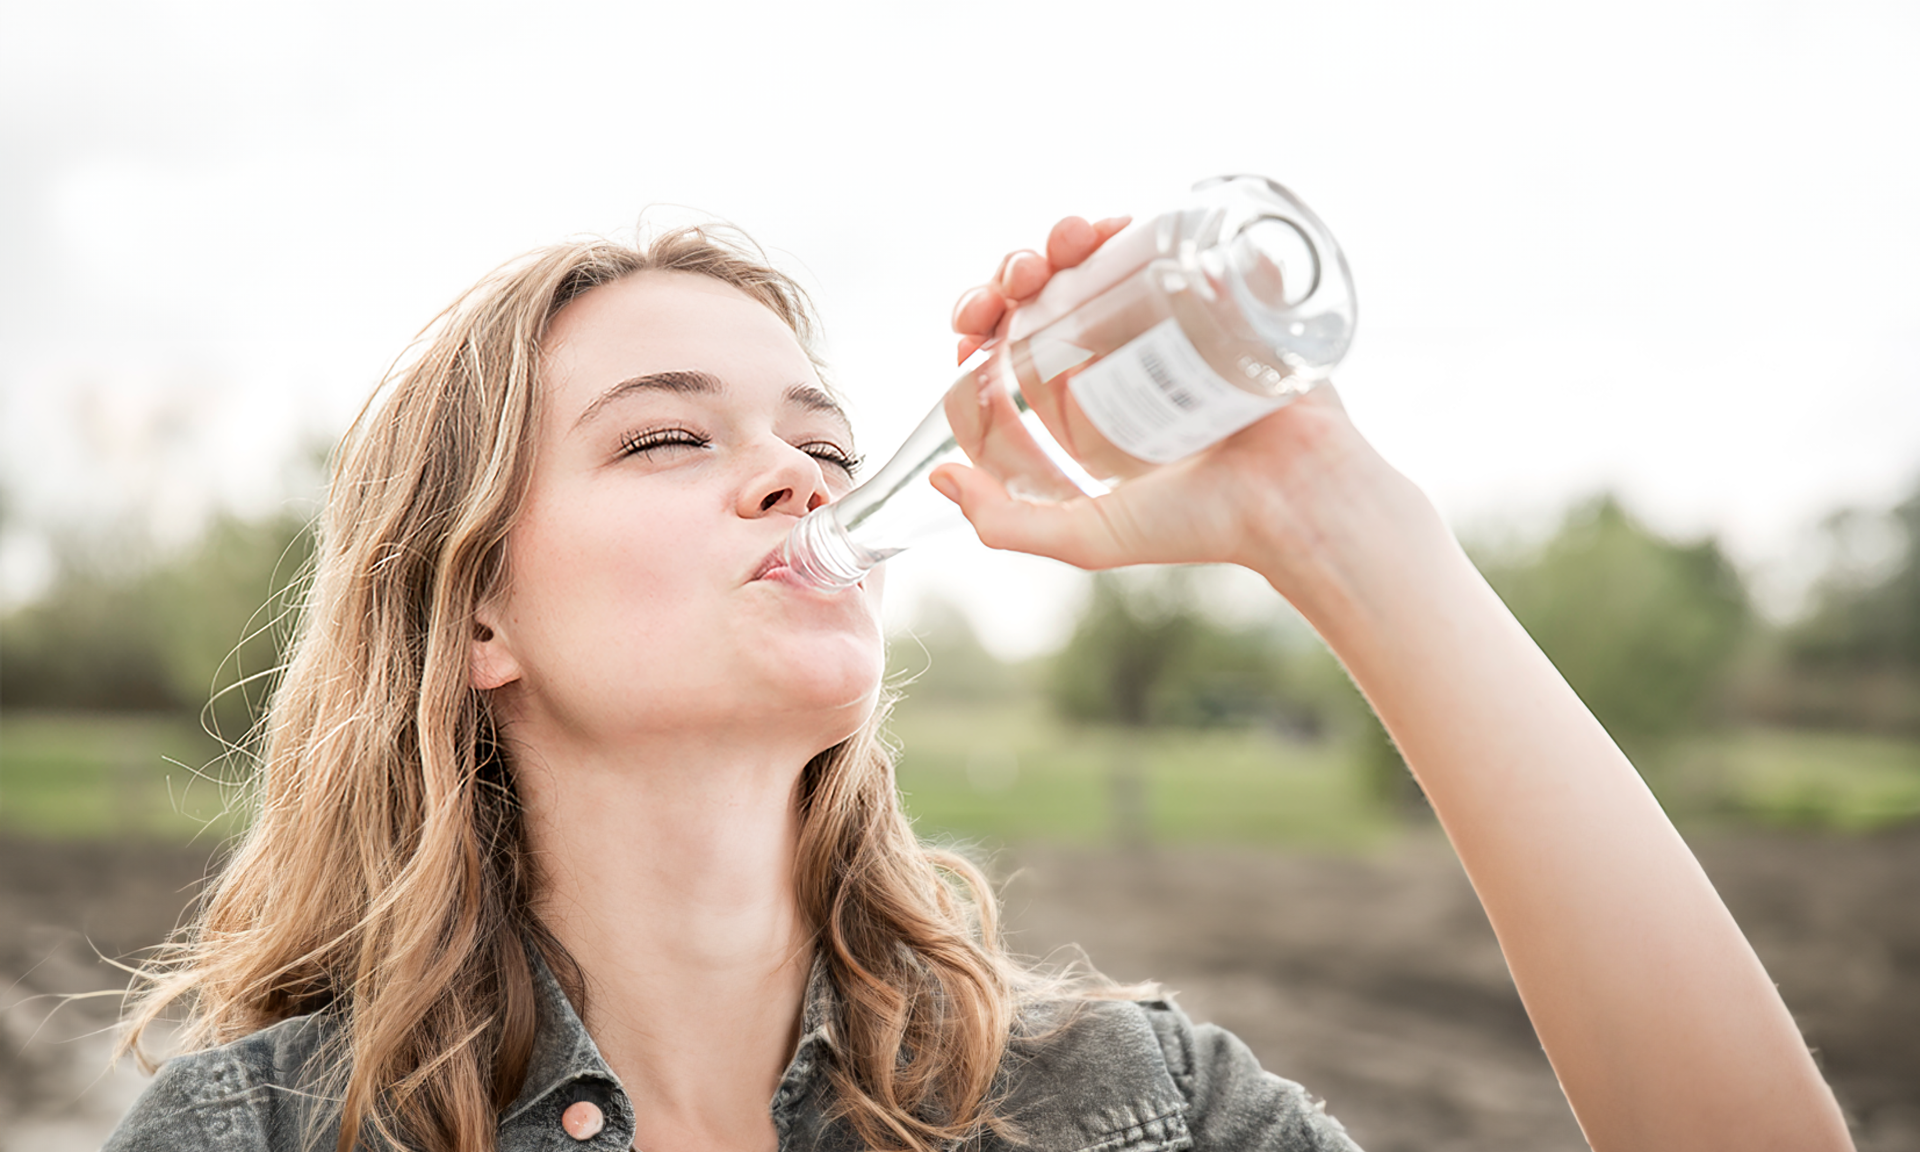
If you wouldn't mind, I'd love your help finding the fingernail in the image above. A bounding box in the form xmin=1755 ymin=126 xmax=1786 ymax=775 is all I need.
xmin=1096 ymin=215 xmax=1132 ymax=231
xmin=929 ymin=471 xmax=960 ymax=501
xmin=951 ymin=287 xmax=986 ymax=329
xmin=999 ymin=251 xmax=1043 ymax=292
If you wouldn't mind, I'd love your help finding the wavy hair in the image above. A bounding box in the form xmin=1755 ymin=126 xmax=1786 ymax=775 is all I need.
xmin=120 ymin=225 xmax=1043 ymax=1152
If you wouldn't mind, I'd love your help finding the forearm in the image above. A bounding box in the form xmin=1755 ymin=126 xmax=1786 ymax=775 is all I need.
xmin=1262 ymin=473 xmax=1852 ymax=1152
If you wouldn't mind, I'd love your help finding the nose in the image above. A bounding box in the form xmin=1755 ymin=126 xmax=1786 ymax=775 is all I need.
xmin=738 ymin=441 xmax=833 ymax=520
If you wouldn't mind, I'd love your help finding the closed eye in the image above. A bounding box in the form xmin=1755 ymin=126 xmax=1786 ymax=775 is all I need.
xmin=618 ymin=427 xmax=710 ymax=458
xmin=799 ymin=441 xmax=863 ymax=476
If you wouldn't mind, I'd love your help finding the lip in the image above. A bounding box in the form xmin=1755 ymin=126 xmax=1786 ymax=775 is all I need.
xmin=749 ymin=545 xmax=791 ymax=583
xmin=748 ymin=540 xmax=862 ymax=590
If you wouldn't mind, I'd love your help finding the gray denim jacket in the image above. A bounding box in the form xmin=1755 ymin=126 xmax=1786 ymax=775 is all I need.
xmin=105 ymin=952 xmax=1361 ymax=1152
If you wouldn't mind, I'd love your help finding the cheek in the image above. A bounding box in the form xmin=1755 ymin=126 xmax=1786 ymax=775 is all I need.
xmin=589 ymin=541 xmax=729 ymax=664
xmin=508 ymin=501 xmax=714 ymax=658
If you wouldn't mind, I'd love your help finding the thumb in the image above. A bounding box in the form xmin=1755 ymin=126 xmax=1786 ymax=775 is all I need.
xmin=928 ymin=463 xmax=1123 ymax=569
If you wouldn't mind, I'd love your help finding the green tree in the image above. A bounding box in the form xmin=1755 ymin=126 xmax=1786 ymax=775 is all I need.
xmin=1049 ymin=570 xmax=1194 ymax=847
xmin=1049 ymin=571 xmax=1197 ymax=728
xmin=0 ymin=511 xmax=314 ymax=736
xmin=1046 ymin=568 xmax=1308 ymax=730
xmin=1046 ymin=569 xmax=1320 ymax=843
xmin=1481 ymin=495 xmax=1752 ymax=762
xmin=1772 ymin=479 xmax=1920 ymax=733
xmin=1793 ymin=484 xmax=1920 ymax=670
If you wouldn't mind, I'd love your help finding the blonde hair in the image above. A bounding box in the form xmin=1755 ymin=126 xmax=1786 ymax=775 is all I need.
xmin=122 ymin=225 xmax=1037 ymax=1152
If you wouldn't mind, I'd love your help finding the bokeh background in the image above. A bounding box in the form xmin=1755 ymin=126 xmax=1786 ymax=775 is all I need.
xmin=3 ymin=1 xmax=1917 ymax=1149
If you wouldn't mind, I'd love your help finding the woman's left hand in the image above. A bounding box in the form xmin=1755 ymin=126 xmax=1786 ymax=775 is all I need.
xmin=948 ymin=215 xmax=1132 ymax=366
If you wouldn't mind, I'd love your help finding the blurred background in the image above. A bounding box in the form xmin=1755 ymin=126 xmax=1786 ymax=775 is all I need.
xmin=2 ymin=1 xmax=1917 ymax=1149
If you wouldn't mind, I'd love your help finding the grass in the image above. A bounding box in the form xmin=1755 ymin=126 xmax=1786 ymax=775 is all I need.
xmin=1670 ymin=727 xmax=1920 ymax=832
xmin=0 ymin=711 xmax=245 ymax=841
xmin=887 ymin=698 xmax=1394 ymax=850
xmin=5 ymin=706 xmax=1917 ymax=844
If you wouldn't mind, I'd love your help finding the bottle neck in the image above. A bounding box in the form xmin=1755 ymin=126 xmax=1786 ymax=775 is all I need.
xmin=781 ymin=505 xmax=885 ymax=588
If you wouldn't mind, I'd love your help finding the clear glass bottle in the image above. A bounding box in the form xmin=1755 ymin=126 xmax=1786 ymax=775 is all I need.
xmin=782 ymin=175 xmax=1357 ymax=588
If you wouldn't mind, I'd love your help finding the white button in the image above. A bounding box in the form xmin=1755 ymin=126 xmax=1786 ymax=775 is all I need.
xmin=561 ymin=1100 xmax=605 ymax=1141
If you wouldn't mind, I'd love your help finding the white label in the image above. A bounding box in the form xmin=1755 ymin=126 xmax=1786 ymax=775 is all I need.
xmin=1066 ymin=318 xmax=1286 ymax=464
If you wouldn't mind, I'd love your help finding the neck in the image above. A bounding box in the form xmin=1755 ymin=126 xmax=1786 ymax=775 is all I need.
xmin=513 ymin=728 xmax=819 ymax=1152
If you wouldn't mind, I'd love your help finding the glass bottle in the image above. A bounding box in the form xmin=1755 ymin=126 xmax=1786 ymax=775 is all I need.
xmin=782 ymin=175 xmax=1357 ymax=588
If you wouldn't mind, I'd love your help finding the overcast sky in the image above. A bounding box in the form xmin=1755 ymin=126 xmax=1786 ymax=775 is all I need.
xmin=4 ymin=0 xmax=1917 ymax=654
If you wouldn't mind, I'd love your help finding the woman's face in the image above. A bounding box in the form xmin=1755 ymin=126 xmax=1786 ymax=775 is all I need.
xmin=472 ymin=271 xmax=884 ymax=762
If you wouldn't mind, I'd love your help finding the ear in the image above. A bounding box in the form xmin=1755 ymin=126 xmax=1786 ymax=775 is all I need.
xmin=469 ymin=601 xmax=522 ymax=691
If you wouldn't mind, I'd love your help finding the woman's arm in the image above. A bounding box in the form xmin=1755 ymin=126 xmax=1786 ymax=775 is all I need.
xmin=932 ymin=222 xmax=1854 ymax=1152
xmin=1291 ymin=472 xmax=1852 ymax=1152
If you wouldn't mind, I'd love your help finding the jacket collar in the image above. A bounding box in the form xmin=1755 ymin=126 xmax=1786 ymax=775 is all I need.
xmin=490 ymin=949 xmax=1197 ymax=1152
xmin=499 ymin=946 xmax=623 ymax=1126
xmin=499 ymin=944 xmax=837 ymax=1139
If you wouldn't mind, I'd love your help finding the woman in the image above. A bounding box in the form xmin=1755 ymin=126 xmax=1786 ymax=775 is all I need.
xmin=109 ymin=214 xmax=1852 ymax=1152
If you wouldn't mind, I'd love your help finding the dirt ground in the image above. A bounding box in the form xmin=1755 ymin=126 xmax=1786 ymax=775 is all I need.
xmin=4 ymin=827 xmax=1916 ymax=1151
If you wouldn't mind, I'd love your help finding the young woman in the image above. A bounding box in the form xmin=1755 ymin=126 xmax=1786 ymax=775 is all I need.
xmin=109 ymin=215 xmax=1853 ymax=1152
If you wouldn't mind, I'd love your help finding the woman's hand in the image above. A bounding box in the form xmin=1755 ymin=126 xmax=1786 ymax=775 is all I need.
xmin=948 ymin=215 xmax=1132 ymax=366
xmin=933 ymin=216 xmax=1436 ymax=625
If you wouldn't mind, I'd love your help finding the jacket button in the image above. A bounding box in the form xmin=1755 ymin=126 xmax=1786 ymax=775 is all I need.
xmin=561 ymin=1100 xmax=606 ymax=1141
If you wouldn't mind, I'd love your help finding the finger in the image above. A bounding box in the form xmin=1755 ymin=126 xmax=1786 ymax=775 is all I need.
xmin=1044 ymin=216 xmax=1098 ymax=269
xmin=956 ymin=334 xmax=988 ymax=364
xmin=928 ymin=463 xmax=1125 ymax=570
xmin=1047 ymin=215 xmax=1132 ymax=269
xmin=1044 ymin=216 xmax=1096 ymax=269
xmin=951 ymin=286 xmax=1007 ymax=337
xmin=996 ymin=249 xmax=1051 ymax=302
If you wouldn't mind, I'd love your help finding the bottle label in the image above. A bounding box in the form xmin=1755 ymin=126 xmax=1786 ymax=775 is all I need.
xmin=1066 ymin=318 xmax=1286 ymax=464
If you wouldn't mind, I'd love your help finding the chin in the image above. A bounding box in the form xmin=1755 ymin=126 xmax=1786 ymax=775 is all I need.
xmin=768 ymin=605 xmax=884 ymax=676
xmin=784 ymin=650 xmax=886 ymax=715
xmin=762 ymin=637 xmax=885 ymax=729
xmin=768 ymin=683 xmax=880 ymax=769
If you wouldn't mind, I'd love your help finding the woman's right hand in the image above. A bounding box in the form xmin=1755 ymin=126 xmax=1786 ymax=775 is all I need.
xmin=936 ymin=216 xmax=1439 ymax=631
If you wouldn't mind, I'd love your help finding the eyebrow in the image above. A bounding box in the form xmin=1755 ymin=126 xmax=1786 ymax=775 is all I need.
xmin=575 ymin=369 xmax=722 ymax=430
xmin=574 ymin=370 xmax=853 ymax=434
xmin=783 ymin=383 xmax=846 ymax=419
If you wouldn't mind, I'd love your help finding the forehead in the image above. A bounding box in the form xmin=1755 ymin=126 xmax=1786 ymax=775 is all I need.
xmin=541 ymin=270 xmax=817 ymax=404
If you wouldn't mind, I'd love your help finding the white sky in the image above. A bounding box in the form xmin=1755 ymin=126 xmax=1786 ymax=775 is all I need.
xmin=4 ymin=0 xmax=1917 ymax=655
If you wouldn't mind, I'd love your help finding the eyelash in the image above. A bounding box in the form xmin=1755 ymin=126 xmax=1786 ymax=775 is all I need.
xmin=801 ymin=442 xmax=864 ymax=476
xmin=616 ymin=428 xmax=863 ymax=476
xmin=617 ymin=428 xmax=710 ymax=457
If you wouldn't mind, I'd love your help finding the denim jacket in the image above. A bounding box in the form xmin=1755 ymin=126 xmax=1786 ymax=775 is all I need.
xmin=105 ymin=951 xmax=1361 ymax=1152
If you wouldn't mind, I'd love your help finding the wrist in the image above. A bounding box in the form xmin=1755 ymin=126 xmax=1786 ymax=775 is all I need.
xmin=1239 ymin=437 xmax=1465 ymax=649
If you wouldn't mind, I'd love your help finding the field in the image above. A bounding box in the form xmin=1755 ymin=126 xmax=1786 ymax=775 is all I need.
xmin=3 ymin=708 xmax=1919 ymax=1150
xmin=0 ymin=712 xmax=242 ymax=841
xmin=10 ymin=704 xmax=1913 ymax=843
xmin=886 ymin=700 xmax=1920 ymax=844
xmin=887 ymin=700 xmax=1393 ymax=848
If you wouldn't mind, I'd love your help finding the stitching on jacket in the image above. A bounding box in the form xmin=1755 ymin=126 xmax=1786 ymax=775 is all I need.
xmin=1068 ymin=1104 xmax=1194 ymax=1152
